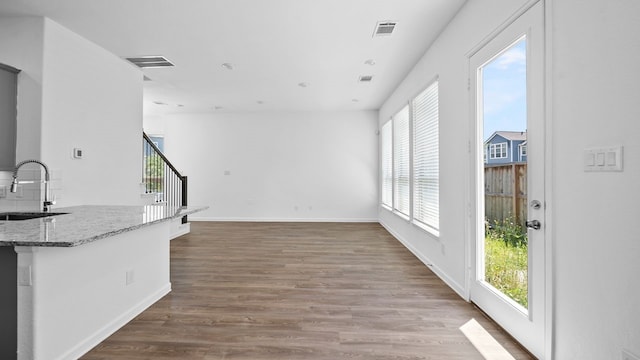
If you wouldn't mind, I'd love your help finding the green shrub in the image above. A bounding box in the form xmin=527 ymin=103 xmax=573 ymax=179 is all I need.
xmin=484 ymin=219 xmax=528 ymax=308
xmin=487 ymin=216 xmax=527 ymax=247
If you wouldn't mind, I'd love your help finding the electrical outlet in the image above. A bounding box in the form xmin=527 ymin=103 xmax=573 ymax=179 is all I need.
xmin=126 ymin=269 xmax=135 ymax=285
xmin=18 ymin=266 xmax=32 ymax=286
xmin=623 ymin=350 xmax=640 ymax=360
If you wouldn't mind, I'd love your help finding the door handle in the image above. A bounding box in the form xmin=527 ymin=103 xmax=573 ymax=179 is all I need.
xmin=526 ymin=220 xmax=541 ymax=230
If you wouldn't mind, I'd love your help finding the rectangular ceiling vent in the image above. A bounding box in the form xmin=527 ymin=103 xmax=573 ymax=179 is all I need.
xmin=359 ymin=75 xmax=374 ymax=82
xmin=373 ymin=21 xmax=397 ymax=37
xmin=126 ymin=56 xmax=174 ymax=68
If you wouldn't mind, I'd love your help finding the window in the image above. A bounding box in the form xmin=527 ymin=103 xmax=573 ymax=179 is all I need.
xmin=393 ymin=106 xmax=410 ymax=216
xmin=490 ymin=142 xmax=508 ymax=159
xmin=380 ymin=121 xmax=393 ymax=208
xmin=519 ymin=143 xmax=527 ymax=160
xmin=412 ymin=80 xmax=439 ymax=232
xmin=380 ymin=78 xmax=440 ymax=236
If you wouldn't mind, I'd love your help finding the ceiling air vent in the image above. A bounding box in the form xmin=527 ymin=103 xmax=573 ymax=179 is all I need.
xmin=359 ymin=75 xmax=374 ymax=82
xmin=373 ymin=21 xmax=397 ymax=37
xmin=126 ymin=56 xmax=174 ymax=68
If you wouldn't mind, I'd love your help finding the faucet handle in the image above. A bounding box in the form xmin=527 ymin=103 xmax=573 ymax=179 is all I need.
xmin=43 ymin=195 xmax=56 ymax=212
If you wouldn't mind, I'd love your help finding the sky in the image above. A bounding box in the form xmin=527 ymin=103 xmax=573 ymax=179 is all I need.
xmin=482 ymin=38 xmax=527 ymax=141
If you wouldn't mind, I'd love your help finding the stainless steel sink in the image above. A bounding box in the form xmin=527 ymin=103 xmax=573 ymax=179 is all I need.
xmin=0 ymin=212 xmax=69 ymax=221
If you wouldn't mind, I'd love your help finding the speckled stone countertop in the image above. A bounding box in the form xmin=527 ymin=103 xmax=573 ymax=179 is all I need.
xmin=0 ymin=204 xmax=208 ymax=247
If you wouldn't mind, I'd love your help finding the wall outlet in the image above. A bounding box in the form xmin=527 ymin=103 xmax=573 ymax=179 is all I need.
xmin=17 ymin=266 xmax=32 ymax=286
xmin=623 ymin=350 xmax=640 ymax=360
xmin=125 ymin=269 xmax=135 ymax=285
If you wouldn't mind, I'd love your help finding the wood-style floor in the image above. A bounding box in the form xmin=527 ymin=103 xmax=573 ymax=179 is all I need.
xmin=82 ymin=222 xmax=534 ymax=359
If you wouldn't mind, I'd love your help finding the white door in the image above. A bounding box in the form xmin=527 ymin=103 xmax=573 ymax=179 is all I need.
xmin=468 ymin=2 xmax=546 ymax=358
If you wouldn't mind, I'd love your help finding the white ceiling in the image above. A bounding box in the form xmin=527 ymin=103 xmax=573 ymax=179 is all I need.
xmin=0 ymin=0 xmax=466 ymax=115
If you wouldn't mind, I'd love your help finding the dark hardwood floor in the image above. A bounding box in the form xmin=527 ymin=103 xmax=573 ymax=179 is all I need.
xmin=82 ymin=222 xmax=533 ymax=359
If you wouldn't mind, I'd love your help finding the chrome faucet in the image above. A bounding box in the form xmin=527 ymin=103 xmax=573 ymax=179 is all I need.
xmin=10 ymin=159 xmax=55 ymax=212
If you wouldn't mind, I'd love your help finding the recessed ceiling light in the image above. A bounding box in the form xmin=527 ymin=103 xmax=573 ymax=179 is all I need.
xmin=257 ymin=100 xmax=264 ymax=104
xmin=176 ymin=104 xmax=184 ymax=107
xmin=298 ymin=82 xmax=310 ymax=88
xmin=358 ymin=75 xmax=374 ymax=82
xmin=352 ymin=99 xmax=359 ymax=102
xmin=126 ymin=56 xmax=174 ymax=68
xmin=221 ymin=63 xmax=234 ymax=70
xmin=152 ymin=101 xmax=168 ymax=105
xmin=214 ymin=106 xmax=224 ymax=110
xmin=364 ymin=59 xmax=376 ymax=66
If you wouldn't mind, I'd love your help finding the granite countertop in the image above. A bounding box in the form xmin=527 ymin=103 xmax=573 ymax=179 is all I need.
xmin=0 ymin=204 xmax=207 ymax=247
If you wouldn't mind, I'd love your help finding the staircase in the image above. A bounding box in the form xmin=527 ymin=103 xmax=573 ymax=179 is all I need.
xmin=142 ymin=132 xmax=189 ymax=233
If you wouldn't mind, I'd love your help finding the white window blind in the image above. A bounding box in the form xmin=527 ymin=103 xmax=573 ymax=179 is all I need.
xmin=412 ymin=80 xmax=439 ymax=232
xmin=393 ymin=106 xmax=410 ymax=216
xmin=380 ymin=121 xmax=393 ymax=207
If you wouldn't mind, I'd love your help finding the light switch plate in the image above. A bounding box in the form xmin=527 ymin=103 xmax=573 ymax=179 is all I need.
xmin=584 ymin=146 xmax=623 ymax=172
xmin=0 ymin=185 xmax=6 ymax=198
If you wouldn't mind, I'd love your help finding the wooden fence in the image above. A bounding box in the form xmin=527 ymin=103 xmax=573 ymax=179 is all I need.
xmin=485 ymin=163 xmax=527 ymax=228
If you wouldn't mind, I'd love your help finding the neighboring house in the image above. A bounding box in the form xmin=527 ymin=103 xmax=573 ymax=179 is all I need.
xmin=484 ymin=131 xmax=527 ymax=165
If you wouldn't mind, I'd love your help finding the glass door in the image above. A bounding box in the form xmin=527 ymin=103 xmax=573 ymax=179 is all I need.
xmin=469 ymin=2 xmax=545 ymax=358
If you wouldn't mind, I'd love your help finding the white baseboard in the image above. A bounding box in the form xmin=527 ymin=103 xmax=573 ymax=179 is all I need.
xmin=379 ymin=221 xmax=467 ymax=299
xmin=189 ymin=217 xmax=378 ymax=223
xmin=58 ymin=283 xmax=171 ymax=360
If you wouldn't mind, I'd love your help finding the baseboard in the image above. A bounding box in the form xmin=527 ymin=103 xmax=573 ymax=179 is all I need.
xmin=189 ymin=217 xmax=379 ymax=223
xmin=57 ymin=283 xmax=171 ymax=360
xmin=379 ymin=221 xmax=467 ymax=299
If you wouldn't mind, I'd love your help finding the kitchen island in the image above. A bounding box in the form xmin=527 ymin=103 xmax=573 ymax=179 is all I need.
xmin=0 ymin=204 xmax=207 ymax=360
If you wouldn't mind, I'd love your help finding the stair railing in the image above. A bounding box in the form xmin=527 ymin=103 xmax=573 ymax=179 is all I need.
xmin=143 ymin=132 xmax=188 ymax=223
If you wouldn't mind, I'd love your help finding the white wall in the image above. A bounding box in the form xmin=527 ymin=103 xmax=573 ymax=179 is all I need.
xmin=378 ymin=0 xmax=531 ymax=297
xmin=0 ymin=17 xmax=143 ymax=210
xmin=379 ymin=0 xmax=640 ymax=359
xmin=551 ymin=1 xmax=640 ymax=359
xmin=156 ymin=111 xmax=378 ymax=221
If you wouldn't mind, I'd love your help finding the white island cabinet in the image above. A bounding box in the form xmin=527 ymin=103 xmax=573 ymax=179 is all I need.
xmin=0 ymin=205 xmax=207 ymax=360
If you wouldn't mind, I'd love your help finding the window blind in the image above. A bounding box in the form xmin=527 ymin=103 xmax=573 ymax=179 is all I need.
xmin=393 ymin=105 xmax=410 ymax=216
xmin=380 ymin=121 xmax=393 ymax=207
xmin=412 ymin=81 xmax=439 ymax=232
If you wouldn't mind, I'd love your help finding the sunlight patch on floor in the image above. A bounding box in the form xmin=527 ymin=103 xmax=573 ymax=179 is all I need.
xmin=460 ymin=318 xmax=516 ymax=360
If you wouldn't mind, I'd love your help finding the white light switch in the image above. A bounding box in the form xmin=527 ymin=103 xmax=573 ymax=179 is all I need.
xmin=585 ymin=153 xmax=595 ymax=166
xmin=584 ymin=146 xmax=623 ymax=172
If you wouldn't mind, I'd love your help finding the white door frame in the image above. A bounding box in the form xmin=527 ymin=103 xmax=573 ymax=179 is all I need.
xmin=464 ymin=1 xmax=553 ymax=358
